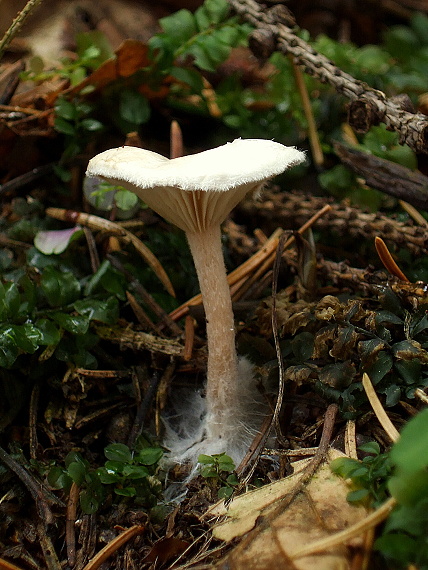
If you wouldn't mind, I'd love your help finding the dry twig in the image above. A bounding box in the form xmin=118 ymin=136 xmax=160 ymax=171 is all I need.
xmin=0 ymin=0 xmax=44 ymax=61
xmin=228 ymin=0 xmax=428 ymax=154
xmin=240 ymin=190 xmax=428 ymax=256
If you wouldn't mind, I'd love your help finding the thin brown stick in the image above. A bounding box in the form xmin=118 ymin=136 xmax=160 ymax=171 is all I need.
xmin=183 ymin=315 xmax=195 ymax=361
xmin=415 ymin=388 xmax=428 ymax=404
xmin=81 ymin=525 xmax=144 ymax=570
xmin=126 ymin=291 xmax=160 ymax=332
xmin=0 ymin=445 xmax=62 ymax=524
xmin=0 ymin=558 xmax=26 ymax=570
xmin=291 ymin=58 xmax=324 ymax=168
xmin=344 ymin=420 xmax=358 ymax=460
xmin=37 ymin=520 xmax=61 ymax=570
xmin=66 ymin=482 xmax=80 ymax=567
xmin=29 ymin=383 xmax=39 ymax=460
xmin=83 ymin=227 xmax=101 ymax=273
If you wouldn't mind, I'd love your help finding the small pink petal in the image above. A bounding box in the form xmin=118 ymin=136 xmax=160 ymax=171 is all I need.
xmin=34 ymin=226 xmax=82 ymax=254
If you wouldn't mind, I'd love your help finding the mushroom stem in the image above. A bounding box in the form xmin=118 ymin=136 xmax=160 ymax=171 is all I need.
xmin=186 ymin=224 xmax=240 ymax=440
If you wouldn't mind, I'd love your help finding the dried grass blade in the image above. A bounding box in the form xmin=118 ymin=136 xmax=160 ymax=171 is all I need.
xmin=362 ymin=372 xmax=400 ymax=443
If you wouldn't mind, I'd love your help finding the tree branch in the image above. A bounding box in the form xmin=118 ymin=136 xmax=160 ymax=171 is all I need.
xmin=228 ymin=0 xmax=428 ymax=154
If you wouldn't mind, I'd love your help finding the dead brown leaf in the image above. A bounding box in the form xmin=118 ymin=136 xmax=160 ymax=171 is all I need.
xmin=206 ymin=449 xmax=367 ymax=570
xmin=142 ymin=536 xmax=190 ymax=566
xmin=70 ymin=39 xmax=170 ymax=100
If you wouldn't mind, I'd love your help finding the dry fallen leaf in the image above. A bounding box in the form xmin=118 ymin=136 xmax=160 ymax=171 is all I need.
xmin=206 ymin=449 xmax=368 ymax=570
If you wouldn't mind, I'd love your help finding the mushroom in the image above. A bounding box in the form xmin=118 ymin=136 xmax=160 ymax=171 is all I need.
xmin=86 ymin=139 xmax=305 ymax=465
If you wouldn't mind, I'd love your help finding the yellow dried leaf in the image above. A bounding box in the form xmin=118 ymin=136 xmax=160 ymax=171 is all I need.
xmin=207 ymin=449 xmax=367 ymax=570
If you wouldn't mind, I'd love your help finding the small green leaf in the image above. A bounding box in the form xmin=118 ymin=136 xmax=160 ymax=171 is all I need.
xmin=80 ymin=489 xmax=100 ymax=514
xmin=218 ymin=461 xmax=235 ymax=473
xmin=65 ymin=451 xmax=88 ymax=469
xmin=330 ymin=457 xmax=362 ymax=478
xmin=159 ymin=9 xmax=197 ymax=43
xmin=104 ymin=443 xmax=133 ymax=464
xmin=375 ymin=311 xmax=403 ymax=326
xmin=358 ymin=441 xmax=380 ymax=455
xmin=47 ymin=466 xmax=72 ymax=490
xmin=226 ymin=473 xmax=239 ymax=485
xmin=170 ymin=66 xmax=204 ymax=91
xmin=3 ymin=282 xmax=20 ymax=319
xmin=51 ymin=312 xmax=89 ymax=335
xmin=55 ymin=98 xmax=77 ymax=120
xmin=135 ymin=447 xmax=163 ymax=466
xmin=122 ymin=465 xmax=150 ymax=479
xmin=198 ymin=454 xmax=215 ymax=465
xmin=67 ymin=461 xmax=87 ymax=486
xmin=73 ymin=297 xmax=119 ymax=324
xmin=41 ymin=266 xmax=81 ymax=307
xmin=383 ymin=384 xmax=402 ymax=407
xmin=119 ymin=90 xmax=150 ymax=125
xmin=347 ymin=488 xmax=370 ymax=503
xmin=187 ymin=43 xmax=218 ymax=72
xmin=364 ymin=351 xmax=393 ymax=385
xmin=114 ymin=189 xmax=139 ymax=211
xmin=54 ymin=117 xmax=76 ymax=136
xmin=97 ymin=467 xmax=120 ymax=484
xmin=35 ymin=318 xmax=61 ymax=346
xmin=218 ymin=486 xmax=234 ymax=499
xmin=80 ymin=118 xmax=103 ymax=131
xmin=200 ymin=466 xmax=218 ymax=478
xmin=394 ymin=359 xmax=422 ymax=385
xmin=195 ymin=0 xmax=229 ymax=28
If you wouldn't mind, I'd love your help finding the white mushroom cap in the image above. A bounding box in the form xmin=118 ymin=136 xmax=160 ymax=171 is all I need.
xmin=86 ymin=139 xmax=305 ymax=233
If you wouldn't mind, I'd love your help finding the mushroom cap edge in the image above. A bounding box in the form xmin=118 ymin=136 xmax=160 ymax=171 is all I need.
xmin=86 ymin=138 xmax=306 ymax=193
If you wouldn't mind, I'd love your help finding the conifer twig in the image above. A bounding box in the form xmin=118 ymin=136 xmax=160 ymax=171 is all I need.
xmin=0 ymin=0 xmax=44 ymax=61
xmin=228 ymin=0 xmax=428 ymax=154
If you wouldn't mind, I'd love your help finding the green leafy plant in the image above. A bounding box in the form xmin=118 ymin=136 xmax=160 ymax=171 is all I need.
xmin=48 ymin=451 xmax=105 ymax=514
xmin=375 ymin=409 xmax=428 ymax=568
xmin=97 ymin=442 xmax=163 ymax=506
xmin=48 ymin=440 xmax=164 ymax=514
xmin=54 ymin=96 xmax=104 ymax=166
xmin=0 ymin=262 xmax=121 ymax=369
xmin=330 ymin=441 xmax=392 ymax=506
xmin=198 ymin=452 xmax=238 ymax=499
xmin=331 ymin=409 xmax=428 ymax=569
xmin=85 ymin=179 xmax=140 ymax=215
xmin=149 ymin=0 xmax=251 ymax=74
xmin=271 ymin=290 xmax=428 ymax=418
xmin=21 ymin=30 xmax=113 ymax=85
